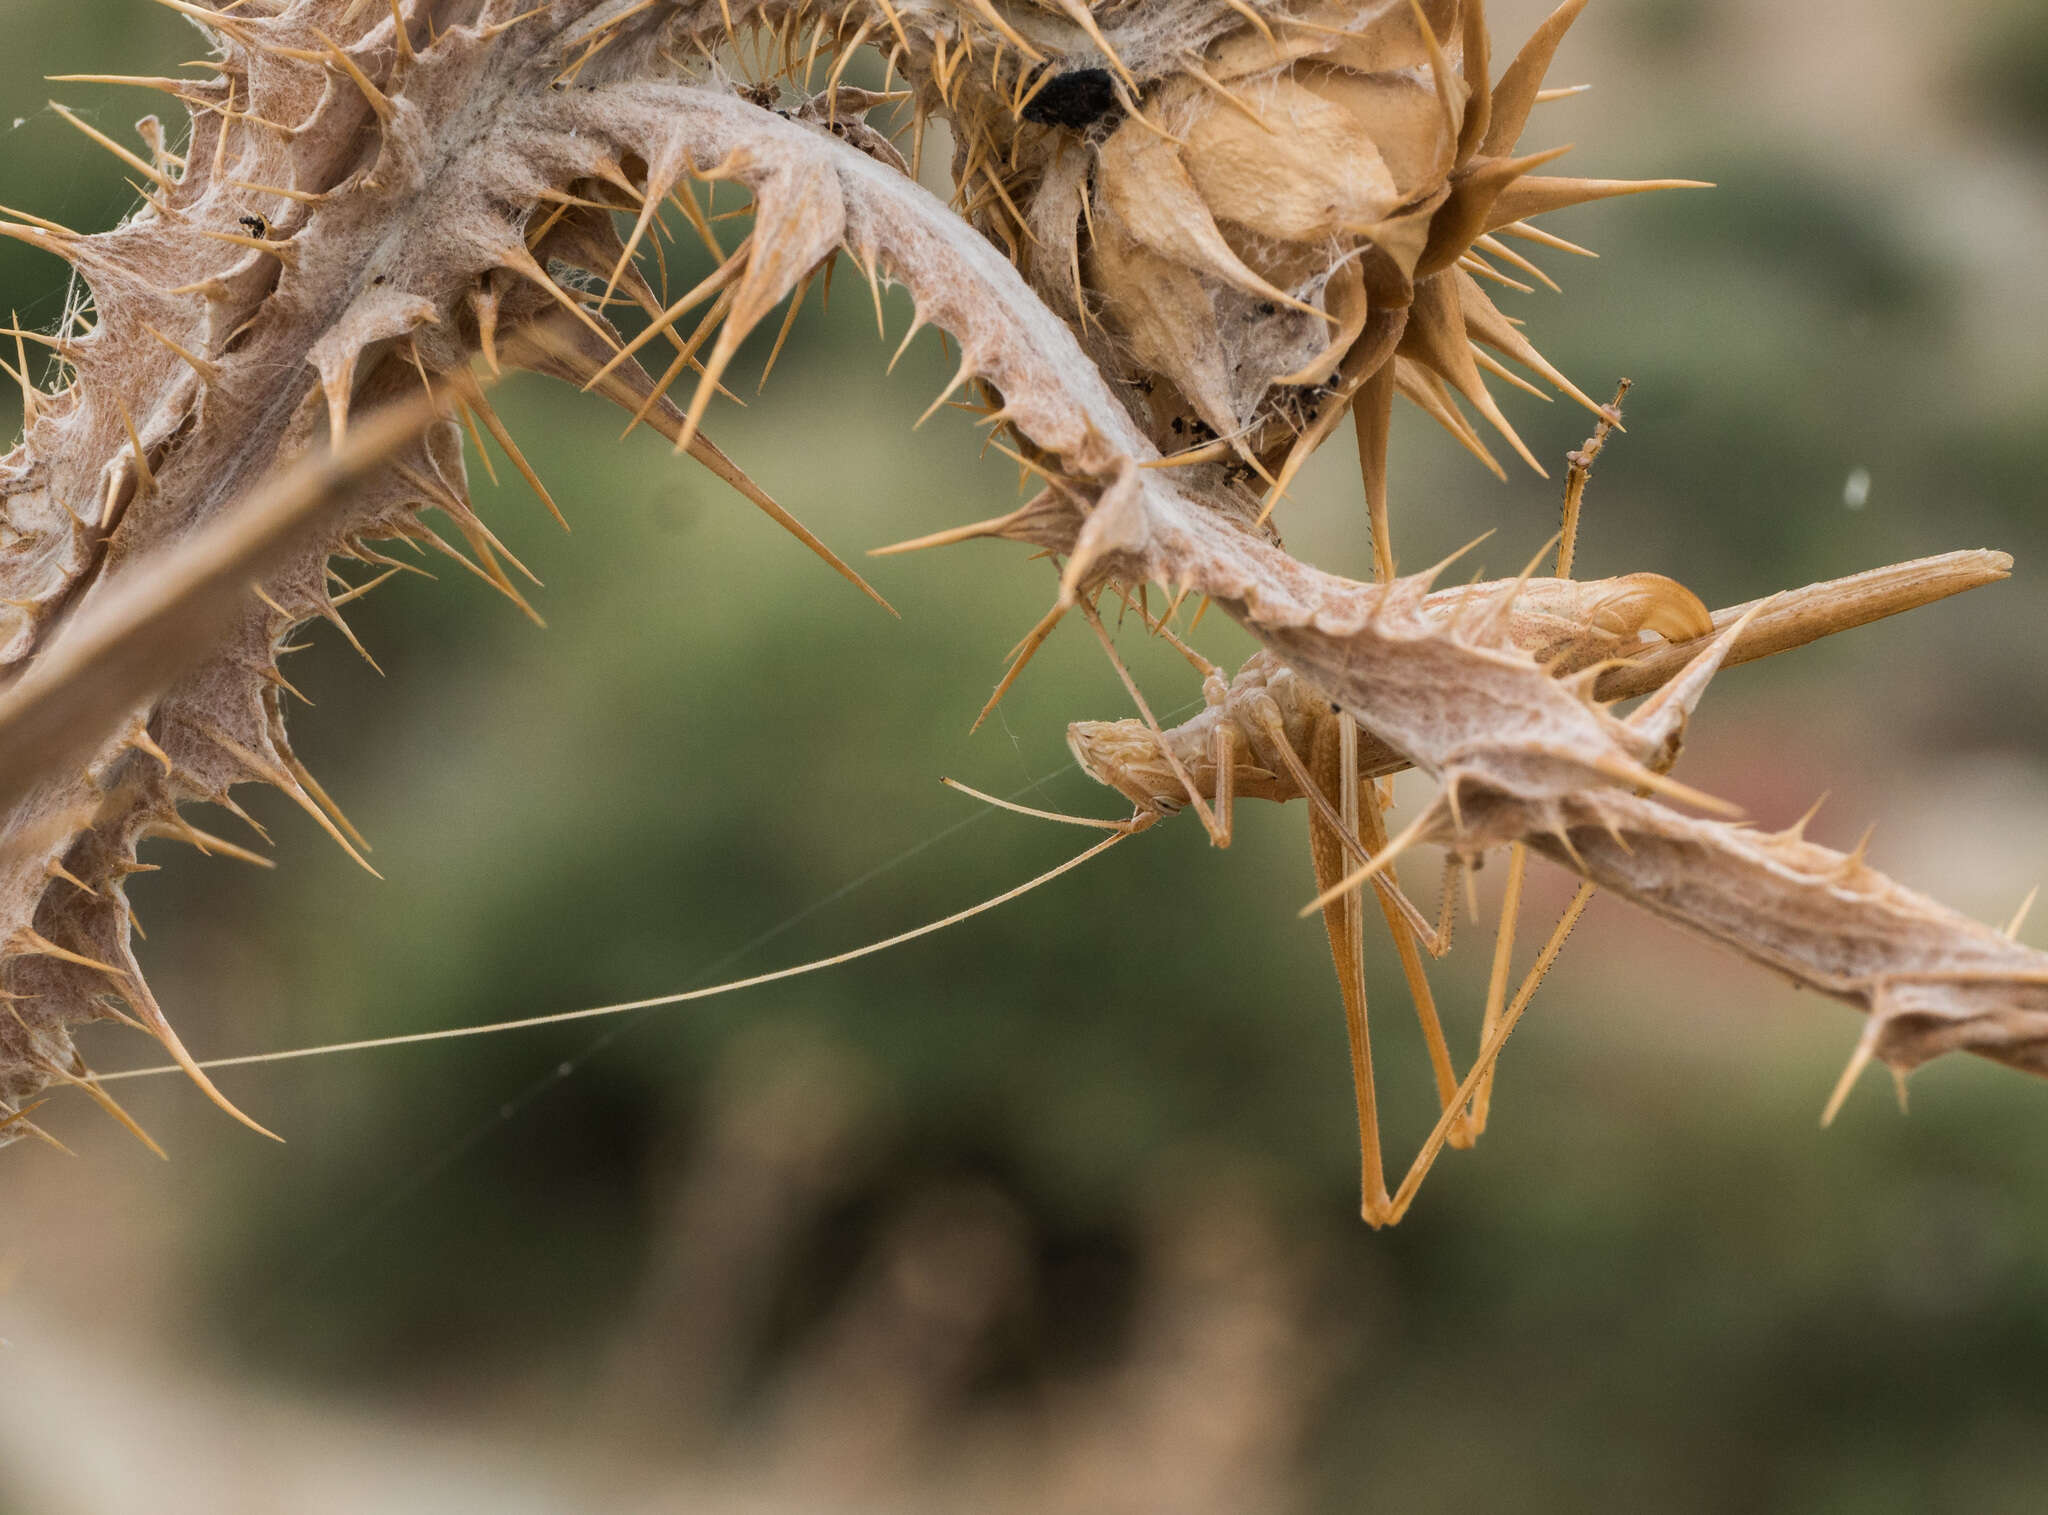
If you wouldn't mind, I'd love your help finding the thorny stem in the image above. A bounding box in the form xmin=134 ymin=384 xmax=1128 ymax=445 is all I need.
xmin=0 ymin=0 xmax=2031 ymax=1214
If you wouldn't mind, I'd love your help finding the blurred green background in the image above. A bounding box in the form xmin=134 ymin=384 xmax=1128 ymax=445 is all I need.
xmin=2 ymin=1 xmax=2047 ymax=1509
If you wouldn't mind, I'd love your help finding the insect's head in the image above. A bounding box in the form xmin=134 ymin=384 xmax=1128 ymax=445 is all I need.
xmin=1067 ymin=718 xmax=1186 ymax=815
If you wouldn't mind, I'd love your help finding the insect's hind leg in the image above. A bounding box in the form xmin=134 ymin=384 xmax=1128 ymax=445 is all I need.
xmin=1352 ymin=748 xmax=1463 ymax=1132
xmin=1307 ymin=713 xmax=1394 ymax=1223
xmin=1452 ymin=842 xmax=1530 ymax=1145
xmin=1384 ymin=881 xmax=1597 ymax=1225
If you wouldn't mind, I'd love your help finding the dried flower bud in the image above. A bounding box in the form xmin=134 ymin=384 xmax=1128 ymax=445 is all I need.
xmin=956 ymin=0 xmax=1698 ymax=517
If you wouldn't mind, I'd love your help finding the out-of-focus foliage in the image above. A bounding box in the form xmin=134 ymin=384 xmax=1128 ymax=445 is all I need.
xmin=2 ymin=2 xmax=2047 ymax=1510
xmin=1967 ymin=2 xmax=2048 ymax=143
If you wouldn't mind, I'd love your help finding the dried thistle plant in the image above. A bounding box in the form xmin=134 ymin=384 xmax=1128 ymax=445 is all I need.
xmin=0 ymin=0 xmax=2034 ymax=1223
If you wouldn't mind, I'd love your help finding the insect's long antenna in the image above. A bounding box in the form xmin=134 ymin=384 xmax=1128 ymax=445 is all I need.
xmin=941 ymin=776 xmax=1150 ymax=833
xmin=93 ymin=834 xmax=1125 ymax=1086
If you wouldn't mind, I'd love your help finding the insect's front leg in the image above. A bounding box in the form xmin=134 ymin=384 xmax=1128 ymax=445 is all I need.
xmin=1307 ymin=710 xmax=1393 ymax=1224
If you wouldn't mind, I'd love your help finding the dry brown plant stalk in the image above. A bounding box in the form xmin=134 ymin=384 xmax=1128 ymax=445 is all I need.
xmin=0 ymin=0 xmax=2031 ymax=1220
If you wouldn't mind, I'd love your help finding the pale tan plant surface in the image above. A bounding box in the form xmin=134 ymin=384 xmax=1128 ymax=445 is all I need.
xmin=0 ymin=0 xmax=2032 ymax=1222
